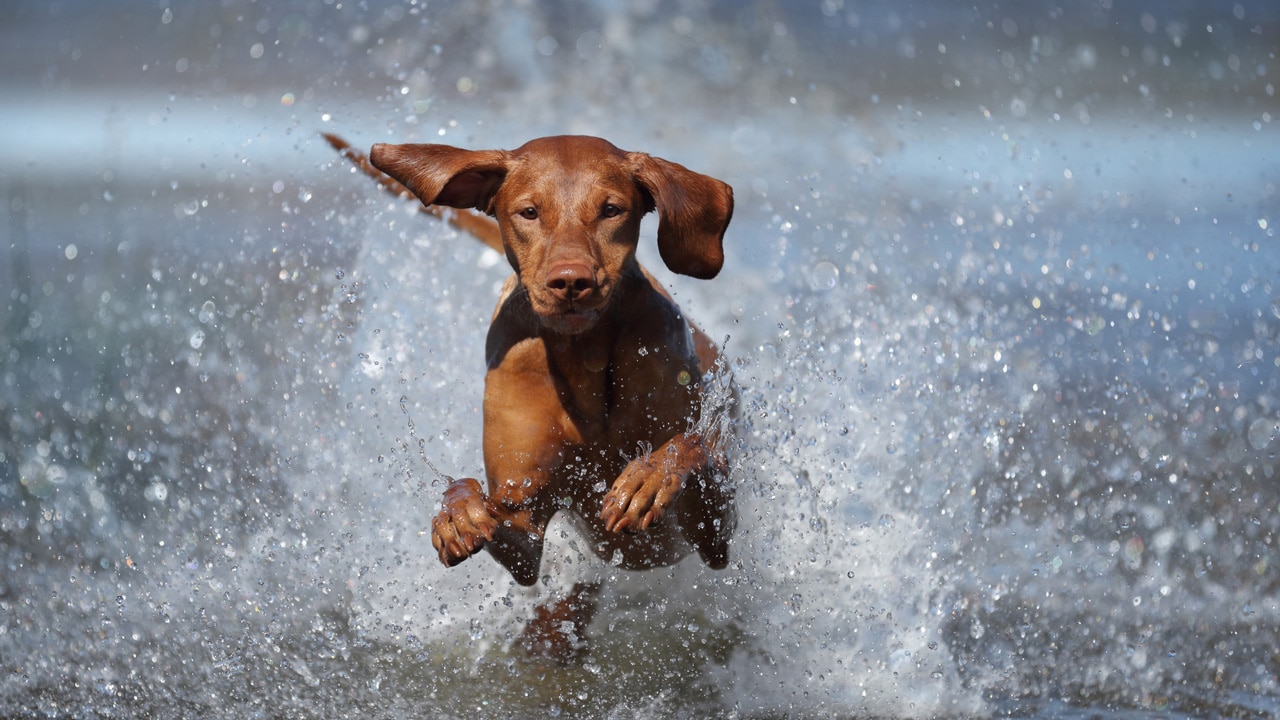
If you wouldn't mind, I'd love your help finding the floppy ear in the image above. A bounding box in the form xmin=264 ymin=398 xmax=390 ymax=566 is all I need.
xmin=628 ymin=153 xmax=734 ymax=279
xmin=369 ymin=143 xmax=510 ymax=213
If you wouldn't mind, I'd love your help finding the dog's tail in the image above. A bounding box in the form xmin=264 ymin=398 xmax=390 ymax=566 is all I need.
xmin=323 ymin=133 xmax=503 ymax=253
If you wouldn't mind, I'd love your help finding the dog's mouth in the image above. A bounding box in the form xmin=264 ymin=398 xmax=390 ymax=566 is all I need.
xmin=539 ymin=306 xmax=603 ymax=335
xmin=524 ymin=279 xmax=612 ymax=335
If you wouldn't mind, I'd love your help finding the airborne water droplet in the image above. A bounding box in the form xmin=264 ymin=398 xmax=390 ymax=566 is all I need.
xmin=809 ymin=260 xmax=839 ymax=291
xmin=1247 ymin=418 xmax=1280 ymax=450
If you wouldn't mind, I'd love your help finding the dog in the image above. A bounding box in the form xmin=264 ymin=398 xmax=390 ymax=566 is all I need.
xmin=327 ymin=133 xmax=736 ymax=662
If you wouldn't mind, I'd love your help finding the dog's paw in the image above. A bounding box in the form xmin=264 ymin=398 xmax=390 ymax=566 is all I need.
xmin=431 ymin=477 xmax=498 ymax=566
xmin=600 ymin=451 xmax=687 ymax=533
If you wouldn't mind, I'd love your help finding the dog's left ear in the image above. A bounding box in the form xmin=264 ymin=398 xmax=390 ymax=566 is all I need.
xmin=627 ymin=154 xmax=734 ymax=280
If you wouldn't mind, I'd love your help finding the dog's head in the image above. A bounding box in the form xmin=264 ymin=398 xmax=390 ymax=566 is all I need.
xmin=370 ymin=135 xmax=733 ymax=335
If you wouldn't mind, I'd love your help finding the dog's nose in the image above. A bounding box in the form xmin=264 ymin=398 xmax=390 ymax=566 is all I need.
xmin=546 ymin=263 xmax=597 ymax=301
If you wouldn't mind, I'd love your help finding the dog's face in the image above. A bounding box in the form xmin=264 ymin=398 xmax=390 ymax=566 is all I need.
xmin=369 ymin=135 xmax=733 ymax=335
xmin=491 ymin=137 xmax=645 ymax=334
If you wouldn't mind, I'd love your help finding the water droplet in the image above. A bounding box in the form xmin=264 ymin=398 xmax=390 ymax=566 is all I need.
xmin=1247 ymin=418 xmax=1280 ymax=450
xmin=809 ymin=260 xmax=839 ymax=291
xmin=575 ymin=30 xmax=604 ymax=60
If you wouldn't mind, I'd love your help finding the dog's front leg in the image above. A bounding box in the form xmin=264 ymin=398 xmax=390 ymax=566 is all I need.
xmin=431 ymin=477 xmax=547 ymax=585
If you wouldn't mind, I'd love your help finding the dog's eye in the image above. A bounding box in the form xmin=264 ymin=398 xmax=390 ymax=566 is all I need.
xmin=518 ymin=207 xmax=539 ymax=220
xmin=600 ymin=203 xmax=623 ymax=219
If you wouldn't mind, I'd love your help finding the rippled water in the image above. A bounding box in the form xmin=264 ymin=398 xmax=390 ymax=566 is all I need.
xmin=3 ymin=2 xmax=1278 ymax=717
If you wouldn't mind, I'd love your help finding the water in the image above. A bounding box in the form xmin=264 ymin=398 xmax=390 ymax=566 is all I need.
xmin=3 ymin=1 xmax=1278 ymax=717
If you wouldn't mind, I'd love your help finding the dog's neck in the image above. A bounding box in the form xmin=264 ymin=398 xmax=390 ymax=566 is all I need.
xmin=537 ymin=270 xmax=650 ymax=427
xmin=541 ymin=298 xmax=618 ymax=366
xmin=541 ymin=327 xmax=612 ymax=428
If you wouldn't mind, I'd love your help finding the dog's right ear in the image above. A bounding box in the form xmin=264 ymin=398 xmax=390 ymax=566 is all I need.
xmin=369 ymin=143 xmax=510 ymax=213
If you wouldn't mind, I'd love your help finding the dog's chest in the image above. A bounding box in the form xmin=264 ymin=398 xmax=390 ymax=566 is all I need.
xmin=553 ymin=344 xmax=693 ymax=450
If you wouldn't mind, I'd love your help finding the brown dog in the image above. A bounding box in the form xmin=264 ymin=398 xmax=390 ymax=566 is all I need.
xmin=329 ymin=134 xmax=736 ymax=661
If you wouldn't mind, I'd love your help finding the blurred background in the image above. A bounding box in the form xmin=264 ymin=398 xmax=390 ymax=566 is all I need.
xmin=2 ymin=1 xmax=1278 ymax=717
